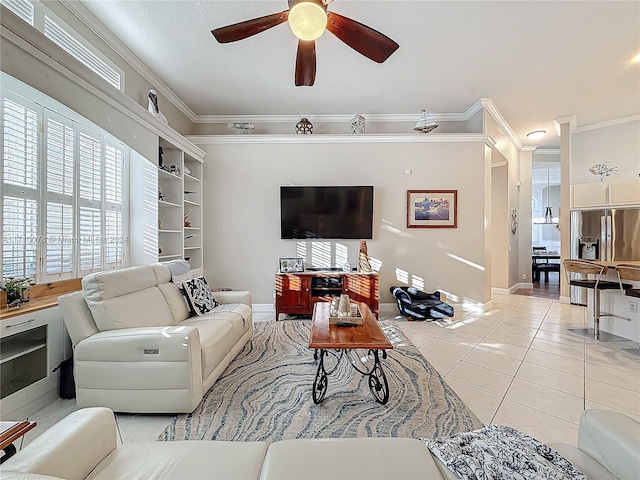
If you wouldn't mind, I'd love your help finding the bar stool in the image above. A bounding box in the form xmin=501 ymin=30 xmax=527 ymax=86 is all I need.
xmin=563 ymin=259 xmax=631 ymax=341
xmin=615 ymin=264 xmax=640 ymax=356
xmin=616 ymin=264 xmax=640 ymax=298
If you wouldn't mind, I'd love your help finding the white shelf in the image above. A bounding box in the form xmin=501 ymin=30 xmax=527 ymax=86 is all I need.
xmin=0 ymin=340 xmax=46 ymax=365
xmin=184 ymin=227 xmax=201 ymax=231
xmin=184 ymin=200 xmax=200 ymax=207
xmin=184 ymin=246 xmax=201 ymax=251
xmin=158 ymin=200 xmax=181 ymax=208
xmin=159 ymin=254 xmax=182 ymax=260
xmin=159 ymin=229 xmax=182 ymax=233
xmin=158 ymin=168 xmax=181 ymax=181
xmin=184 ymin=173 xmax=200 ymax=182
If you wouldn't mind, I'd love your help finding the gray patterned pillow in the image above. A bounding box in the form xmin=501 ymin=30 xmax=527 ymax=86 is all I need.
xmin=182 ymin=276 xmax=219 ymax=316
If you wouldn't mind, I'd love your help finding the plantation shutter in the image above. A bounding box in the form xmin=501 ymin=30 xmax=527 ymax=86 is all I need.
xmin=43 ymin=15 xmax=121 ymax=90
xmin=43 ymin=109 xmax=75 ymax=280
xmin=104 ymin=141 xmax=124 ymax=269
xmin=0 ymin=0 xmax=35 ymax=25
xmin=1 ymin=92 xmax=40 ymax=280
xmin=77 ymin=126 xmax=102 ymax=275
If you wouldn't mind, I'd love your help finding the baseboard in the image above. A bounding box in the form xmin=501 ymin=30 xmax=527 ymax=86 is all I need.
xmin=252 ymin=304 xmax=275 ymax=312
xmin=559 ymin=295 xmax=571 ymax=304
xmin=491 ymin=283 xmax=532 ymax=295
xmin=379 ymin=302 xmax=398 ymax=314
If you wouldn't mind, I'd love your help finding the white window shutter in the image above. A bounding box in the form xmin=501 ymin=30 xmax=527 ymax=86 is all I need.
xmin=2 ymin=96 xmax=38 ymax=189
xmin=79 ymin=206 xmax=101 ymax=273
xmin=43 ymin=109 xmax=75 ymax=280
xmin=45 ymin=202 xmax=73 ymax=276
xmin=104 ymin=141 xmax=124 ymax=268
xmin=78 ymin=129 xmax=101 ymax=202
xmin=43 ymin=15 xmax=121 ymax=90
xmin=1 ymin=92 xmax=40 ymax=280
xmin=0 ymin=0 xmax=35 ymax=25
xmin=2 ymin=197 xmax=38 ymax=278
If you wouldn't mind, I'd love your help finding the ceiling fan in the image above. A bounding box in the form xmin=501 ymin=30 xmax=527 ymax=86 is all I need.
xmin=211 ymin=0 xmax=399 ymax=86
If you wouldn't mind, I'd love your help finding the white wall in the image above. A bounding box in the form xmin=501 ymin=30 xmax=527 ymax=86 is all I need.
xmin=491 ymin=163 xmax=509 ymax=289
xmin=196 ymin=139 xmax=490 ymax=306
xmin=571 ymin=120 xmax=640 ymax=184
xmin=484 ymin=111 xmax=523 ymax=290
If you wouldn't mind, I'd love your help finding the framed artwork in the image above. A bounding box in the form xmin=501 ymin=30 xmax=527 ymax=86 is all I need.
xmin=279 ymin=257 xmax=305 ymax=273
xmin=407 ymin=190 xmax=458 ymax=228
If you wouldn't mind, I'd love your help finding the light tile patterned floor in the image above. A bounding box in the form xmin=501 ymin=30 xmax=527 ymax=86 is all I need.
xmin=400 ymin=294 xmax=640 ymax=444
xmin=18 ymin=297 xmax=640 ymax=450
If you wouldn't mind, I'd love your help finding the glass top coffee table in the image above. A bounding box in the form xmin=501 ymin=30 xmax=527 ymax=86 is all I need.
xmin=308 ymin=302 xmax=393 ymax=404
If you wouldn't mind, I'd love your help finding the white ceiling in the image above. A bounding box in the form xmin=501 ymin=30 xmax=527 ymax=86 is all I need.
xmin=80 ymin=0 xmax=640 ymax=148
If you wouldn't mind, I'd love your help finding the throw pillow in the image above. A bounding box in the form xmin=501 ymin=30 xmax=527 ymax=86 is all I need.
xmin=182 ymin=276 xmax=219 ymax=316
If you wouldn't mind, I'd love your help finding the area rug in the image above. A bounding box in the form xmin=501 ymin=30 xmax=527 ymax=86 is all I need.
xmin=159 ymin=320 xmax=482 ymax=442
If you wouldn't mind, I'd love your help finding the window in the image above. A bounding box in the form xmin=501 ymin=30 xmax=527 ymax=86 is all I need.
xmin=1 ymin=0 xmax=123 ymax=90
xmin=1 ymin=93 xmax=39 ymax=279
xmin=1 ymin=83 xmax=127 ymax=283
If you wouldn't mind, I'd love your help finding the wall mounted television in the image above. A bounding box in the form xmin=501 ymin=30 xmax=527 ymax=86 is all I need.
xmin=280 ymin=186 xmax=374 ymax=239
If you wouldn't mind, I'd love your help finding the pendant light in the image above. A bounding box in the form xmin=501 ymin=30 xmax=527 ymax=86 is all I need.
xmin=544 ymin=169 xmax=553 ymax=223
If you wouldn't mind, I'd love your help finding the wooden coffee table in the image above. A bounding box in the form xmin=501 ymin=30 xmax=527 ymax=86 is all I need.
xmin=308 ymin=302 xmax=393 ymax=404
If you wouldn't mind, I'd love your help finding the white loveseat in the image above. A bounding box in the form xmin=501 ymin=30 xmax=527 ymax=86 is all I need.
xmin=2 ymin=407 xmax=639 ymax=480
xmin=57 ymin=264 xmax=252 ymax=413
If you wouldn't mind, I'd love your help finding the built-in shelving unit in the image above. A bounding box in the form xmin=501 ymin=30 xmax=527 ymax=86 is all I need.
xmin=130 ymin=131 xmax=204 ymax=268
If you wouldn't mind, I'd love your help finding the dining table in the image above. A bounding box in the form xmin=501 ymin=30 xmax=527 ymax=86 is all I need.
xmin=532 ymin=252 xmax=561 ymax=282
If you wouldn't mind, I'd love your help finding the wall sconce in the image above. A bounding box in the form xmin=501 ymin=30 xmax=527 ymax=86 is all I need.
xmin=511 ymin=207 xmax=518 ymax=235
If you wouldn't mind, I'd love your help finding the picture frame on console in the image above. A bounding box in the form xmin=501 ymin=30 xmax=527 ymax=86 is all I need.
xmin=279 ymin=257 xmax=305 ymax=273
xmin=407 ymin=190 xmax=458 ymax=228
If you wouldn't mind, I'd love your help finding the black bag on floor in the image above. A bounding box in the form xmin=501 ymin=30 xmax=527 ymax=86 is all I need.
xmin=53 ymin=358 xmax=76 ymax=399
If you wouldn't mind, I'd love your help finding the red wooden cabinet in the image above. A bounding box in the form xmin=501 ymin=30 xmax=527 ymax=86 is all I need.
xmin=275 ymin=272 xmax=379 ymax=320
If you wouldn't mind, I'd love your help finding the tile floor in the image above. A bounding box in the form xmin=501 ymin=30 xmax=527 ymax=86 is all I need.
xmin=17 ymin=296 xmax=640 ymax=451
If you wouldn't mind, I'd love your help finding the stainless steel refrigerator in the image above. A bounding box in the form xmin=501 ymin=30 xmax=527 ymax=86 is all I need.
xmin=570 ymin=207 xmax=640 ymax=305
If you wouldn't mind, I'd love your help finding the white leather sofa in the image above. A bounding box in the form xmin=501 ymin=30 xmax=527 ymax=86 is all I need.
xmin=57 ymin=264 xmax=252 ymax=413
xmin=2 ymin=407 xmax=639 ymax=480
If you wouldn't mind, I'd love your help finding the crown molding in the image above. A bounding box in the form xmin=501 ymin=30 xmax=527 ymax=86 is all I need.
xmin=533 ymin=148 xmax=560 ymax=155
xmin=479 ymin=98 xmax=524 ymax=151
xmin=554 ymin=115 xmax=577 ymax=136
xmin=193 ymin=101 xmax=486 ymax=124
xmin=520 ymin=146 xmax=537 ymax=153
xmin=186 ymin=133 xmax=496 ymax=147
xmin=60 ymin=0 xmax=199 ymax=122
xmin=574 ymin=113 xmax=640 ymax=134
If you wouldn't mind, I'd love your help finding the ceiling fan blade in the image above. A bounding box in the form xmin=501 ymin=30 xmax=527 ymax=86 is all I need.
xmin=295 ymin=40 xmax=316 ymax=86
xmin=326 ymin=12 xmax=398 ymax=63
xmin=212 ymin=10 xmax=289 ymax=43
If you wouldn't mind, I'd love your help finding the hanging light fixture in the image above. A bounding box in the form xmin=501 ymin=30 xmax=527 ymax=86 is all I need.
xmin=544 ymin=168 xmax=553 ymax=223
xmin=413 ymin=109 xmax=438 ymax=133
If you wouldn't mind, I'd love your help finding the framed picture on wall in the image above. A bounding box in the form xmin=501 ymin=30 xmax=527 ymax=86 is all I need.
xmin=407 ymin=190 xmax=458 ymax=228
xmin=279 ymin=257 xmax=305 ymax=273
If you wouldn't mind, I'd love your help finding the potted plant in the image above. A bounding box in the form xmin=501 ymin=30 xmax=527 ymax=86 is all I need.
xmin=0 ymin=278 xmax=32 ymax=308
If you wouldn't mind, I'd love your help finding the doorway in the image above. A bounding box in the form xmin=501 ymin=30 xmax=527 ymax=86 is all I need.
xmin=524 ymin=161 xmax=561 ymax=299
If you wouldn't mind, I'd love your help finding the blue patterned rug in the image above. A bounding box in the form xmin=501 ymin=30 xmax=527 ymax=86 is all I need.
xmin=159 ymin=320 xmax=482 ymax=442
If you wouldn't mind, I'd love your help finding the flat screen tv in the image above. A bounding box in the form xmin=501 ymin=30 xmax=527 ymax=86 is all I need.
xmin=280 ymin=186 xmax=374 ymax=239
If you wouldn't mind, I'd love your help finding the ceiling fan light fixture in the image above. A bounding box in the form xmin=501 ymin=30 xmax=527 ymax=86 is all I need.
xmin=288 ymin=2 xmax=327 ymax=41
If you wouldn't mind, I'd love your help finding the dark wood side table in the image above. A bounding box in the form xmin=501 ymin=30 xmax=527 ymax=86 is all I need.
xmin=0 ymin=421 xmax=37 ymax=464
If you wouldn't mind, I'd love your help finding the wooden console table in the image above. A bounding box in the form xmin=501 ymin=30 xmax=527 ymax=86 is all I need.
xmin=275 ymin=271 xmax=379 ymax=320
